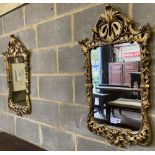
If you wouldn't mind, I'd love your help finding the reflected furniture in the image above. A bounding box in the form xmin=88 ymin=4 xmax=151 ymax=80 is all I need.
xmin=93 ymin=92 xmax=115 ymax=120
xmin=96 ymin=85 xmax=141 ymax=99
xmin=96 ymin=86 xmax=141 ymax=121
xmin=108 ymin=98 xmax=141 ymax=116
xmin=96 ymin=86 xmax=141 ymax=92
xmin=109 ymin=61 xmax=140 ymax=86
xmin=130 ymin=72 xmax=141 ymax=88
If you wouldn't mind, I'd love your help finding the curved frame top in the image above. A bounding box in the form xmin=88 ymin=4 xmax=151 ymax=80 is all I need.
xmin=3 ymin=34 xmax=31 ymax=116
xmin=79 ymin=5 xmax=151 ymax=147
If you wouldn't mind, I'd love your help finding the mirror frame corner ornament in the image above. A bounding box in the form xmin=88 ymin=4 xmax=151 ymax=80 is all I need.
xmin=2 ymin=34 xmax=31 ymax=116
xmin=79 ymin=4 xmax=152 ymax=147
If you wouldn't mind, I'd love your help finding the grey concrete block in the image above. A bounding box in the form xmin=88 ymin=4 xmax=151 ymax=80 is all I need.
xmin=3 ymin=7 xmax=24 ymax=33
xmin=74 ymin=4 xmax=104 ymax=41
xmin=75 ymin=76 xmax=87 ymax=105
xmin=60 ymin=104 xmax=88 ymax=134
xmin=29 ymin=99 xmax=59 ymax=127
xmin=133 ymin=4 xmax=155 ymax=28
xmin=151 ymin=60 xmax=155 ymax=72
xmin=0 ymin=112 xmax=15 ymax=134
xmin=110 ymin=3 xmax=129 ymax=14
xmin=77 ymin=137 xmax=117 ymax=151
xmin=0 ymin=35 xmax=10 ymax=52
xmin=39 ymin=76 xmax=73 ymax=102
xmin=31 ymin=76 xmax=38 ymax=97
xmin=0 ymin=76 xmax=7 ymax=93
xmin=16 ymin=117 xmax=39 ymax=145
xmin=16 ymin=28 xmax=36 ymax=49
xmin=31 ymin=48 xmax=56 ymax=74
xmin=149 ymin=76 xmax=155 ymax=114
xmin=150 ymin=96 xmax=155 ymax=114
xmin=41 ymin=125 xmax=75 ymax=150
xmin=0 ymin=95 xmax=7 ymax=112
xmin=56 ymin=3 xmax=89 ymax=15
xmin=60 ymin=104 xmax=117 ymax=142
xmin=0 ymin=18 xmax=3 ymax=35
xmin=58 ymin=44 xmax=84 ymax=73
xmin=74 ymin=4 xmax=128 ymax=41
xmin=150 ymin=75 xmax=155 ymax=88
xmin=149 ymin=32 xmax=155 ymax=50
xmin=0 ymin=57 xmax=5 ymax=74
xmin=25 ymin=4 xmax=54 ymax=25
xmin=37 ymin=16 xmax=71 ymax=47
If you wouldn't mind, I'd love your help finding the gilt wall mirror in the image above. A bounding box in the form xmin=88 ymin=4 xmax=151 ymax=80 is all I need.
xmin=2 ymin=34 xmax=31 ymax=116
xmin=79 ymin=5 xmax=152 ymax=147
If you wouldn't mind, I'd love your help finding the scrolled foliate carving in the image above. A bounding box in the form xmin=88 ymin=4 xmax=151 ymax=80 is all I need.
xmin=79 ymin=5 xmax=151 ymax=147
xmin=2 ymin=34 xmax=31 ymax=116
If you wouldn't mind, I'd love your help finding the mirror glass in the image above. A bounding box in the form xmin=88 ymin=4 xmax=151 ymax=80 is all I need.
xmin=9 ymin=56 xmax=26 ymax=106
xmin=91 ymin=42 xmax=141 ymax=131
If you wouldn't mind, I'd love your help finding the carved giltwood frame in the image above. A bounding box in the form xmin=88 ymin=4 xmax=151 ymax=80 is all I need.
xmin=2 ymin=34 xmax=31 ymax=116
xmin=79 ymin=5 xmax=152 ymax=147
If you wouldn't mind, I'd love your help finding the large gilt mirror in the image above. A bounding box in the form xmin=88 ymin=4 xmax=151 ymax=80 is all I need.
xmin=79 ymin=5 xmax=152 ymax=147
xmin=2 ymin=34 xmax=31 ymax=116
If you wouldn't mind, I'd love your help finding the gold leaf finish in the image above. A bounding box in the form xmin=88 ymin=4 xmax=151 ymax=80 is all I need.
xmin=79 ymin=5 xmax=151 ymax=147
xmin=2 ymin=34 xmax=31 ymax=116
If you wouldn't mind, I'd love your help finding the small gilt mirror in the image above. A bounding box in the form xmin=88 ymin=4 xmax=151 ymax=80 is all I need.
xmin=2 ymin=34 xmax=31 ymax=116
xmin=79 ymin=5 xmax=152 ymax=147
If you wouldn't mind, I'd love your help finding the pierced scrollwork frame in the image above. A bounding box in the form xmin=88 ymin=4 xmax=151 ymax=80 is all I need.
xmin=2 ymin=34 xmax=31 ymax=116
xmin=79 ymin=5 xmax=152 ymax=147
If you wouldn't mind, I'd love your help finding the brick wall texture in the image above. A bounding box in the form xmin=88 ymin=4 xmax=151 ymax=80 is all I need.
xmin=0 ymin=3 xmax=155 ymax=151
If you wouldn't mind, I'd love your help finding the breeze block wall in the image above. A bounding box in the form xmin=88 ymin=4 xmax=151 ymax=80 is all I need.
xmin=0 ymin=3 xmax=155 ymax=151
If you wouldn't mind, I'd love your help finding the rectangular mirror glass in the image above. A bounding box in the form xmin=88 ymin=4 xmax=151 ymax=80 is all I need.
xmin=10 ymin=57 xmax=26 ymax=106
xmin=91 ymin=42 xmax=141 ymax=131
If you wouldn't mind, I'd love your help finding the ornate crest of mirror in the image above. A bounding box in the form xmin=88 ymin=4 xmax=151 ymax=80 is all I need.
xmin=2 ymin=34 xmax=31 ymax=116
xmin=79 ymin=5 xmax=152 ymax=147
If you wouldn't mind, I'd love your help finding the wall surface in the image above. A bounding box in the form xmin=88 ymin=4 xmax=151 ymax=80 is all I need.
xmin=0 ymin=3 xmax=155 ymax=151
xmin=0 ymin=4 xmax=23 ymax=16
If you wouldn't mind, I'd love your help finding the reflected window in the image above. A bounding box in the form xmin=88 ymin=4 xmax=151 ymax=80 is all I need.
xmin=92 ymin=42 xmax=141 ymax=131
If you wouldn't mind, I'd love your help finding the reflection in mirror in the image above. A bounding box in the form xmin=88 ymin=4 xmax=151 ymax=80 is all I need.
xmin=91 ymin=42 xmax=141 ymax=131
xmin=10 ymin=57 xmax=26 ymax=106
